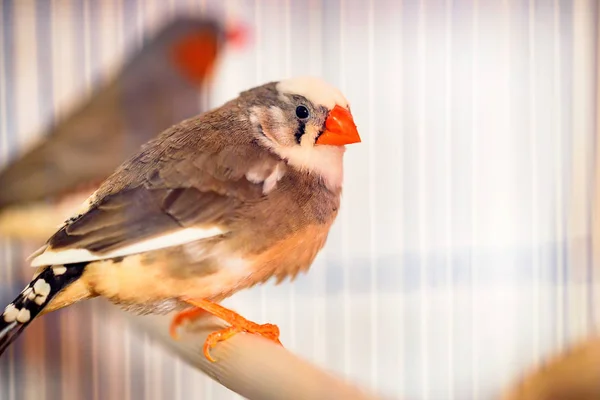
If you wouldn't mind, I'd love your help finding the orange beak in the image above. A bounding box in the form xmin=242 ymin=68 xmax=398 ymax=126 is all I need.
xmin=315 ymin=105 xmax=361 ymax=146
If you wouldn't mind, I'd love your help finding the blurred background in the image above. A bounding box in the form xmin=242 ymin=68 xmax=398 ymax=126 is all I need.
xmin=0 ymin=0 xmax=599 ymax=399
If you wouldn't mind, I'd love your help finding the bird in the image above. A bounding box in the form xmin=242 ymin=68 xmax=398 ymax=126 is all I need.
xmin=0 ymin=76 xmax=361 ymax=362
xmin=500 ymin=335 xmax=600 ymax=400
xmin=0 ymin=16 xmax=241 ymax=240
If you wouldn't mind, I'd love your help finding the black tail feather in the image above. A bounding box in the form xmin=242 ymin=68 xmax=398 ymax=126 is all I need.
xmin=0 ymin=263 xmax=86 ymax=356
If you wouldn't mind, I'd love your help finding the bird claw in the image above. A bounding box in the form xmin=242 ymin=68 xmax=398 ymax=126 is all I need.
xmin=172 ymin=298 xmax=283 ymax=363
xmin=203 ymin=322 xmax=282 ymax=363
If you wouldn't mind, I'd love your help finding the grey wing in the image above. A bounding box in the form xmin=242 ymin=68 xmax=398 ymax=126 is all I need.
xmin=29 ymin=138 xmax=283 ymax=267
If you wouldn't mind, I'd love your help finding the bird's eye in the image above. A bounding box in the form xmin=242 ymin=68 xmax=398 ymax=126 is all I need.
xmin=295 ymin=105 xmax=310 ymax=119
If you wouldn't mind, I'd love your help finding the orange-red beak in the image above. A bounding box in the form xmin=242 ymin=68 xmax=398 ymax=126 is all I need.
xmin=315 ymin=105 xmax=361 ymax=146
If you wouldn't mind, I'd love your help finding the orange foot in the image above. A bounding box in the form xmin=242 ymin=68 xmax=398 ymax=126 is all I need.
xmin=169 ymin=307 xmax=209 ymax=339
xmin=170 ymin=298 xmax=282 ymax=362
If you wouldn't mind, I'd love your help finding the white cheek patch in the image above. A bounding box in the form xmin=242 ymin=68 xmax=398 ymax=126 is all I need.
xmin=29 ymin=226 xmax=225 ymax=268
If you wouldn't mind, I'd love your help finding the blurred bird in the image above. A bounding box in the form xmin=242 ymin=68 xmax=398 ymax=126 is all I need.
xmin=0 ymin=76 xmax=361 ymax=362
xmin=501 ymin=335 xmax=600 ymax=400
xmin=0 ymin=16 xmax=245 ymax=240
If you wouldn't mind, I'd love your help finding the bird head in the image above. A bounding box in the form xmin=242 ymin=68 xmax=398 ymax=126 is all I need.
xmin=246 ymin=76 xmax=361 ymax=189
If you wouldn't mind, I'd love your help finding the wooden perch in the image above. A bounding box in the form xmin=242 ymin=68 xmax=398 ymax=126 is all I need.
xmin=127 ymin=310 xmax=387 ymax=400
xmin=500 ymin=335 xmax=600 ymax=400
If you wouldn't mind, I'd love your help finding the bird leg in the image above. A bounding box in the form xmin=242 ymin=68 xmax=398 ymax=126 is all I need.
xmin=169 ymin=307 xmax=209 ymax=339
xmin=169 ymin=298 xmax=282 ymax=362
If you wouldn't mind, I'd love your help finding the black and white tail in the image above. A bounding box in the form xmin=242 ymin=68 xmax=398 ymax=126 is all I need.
xmin=0 ymin=263 xmax=86 ymax=356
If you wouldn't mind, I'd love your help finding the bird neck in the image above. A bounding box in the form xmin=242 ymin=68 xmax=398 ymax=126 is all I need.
xmin=276 ymin=144 xmax=345 ymax=191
